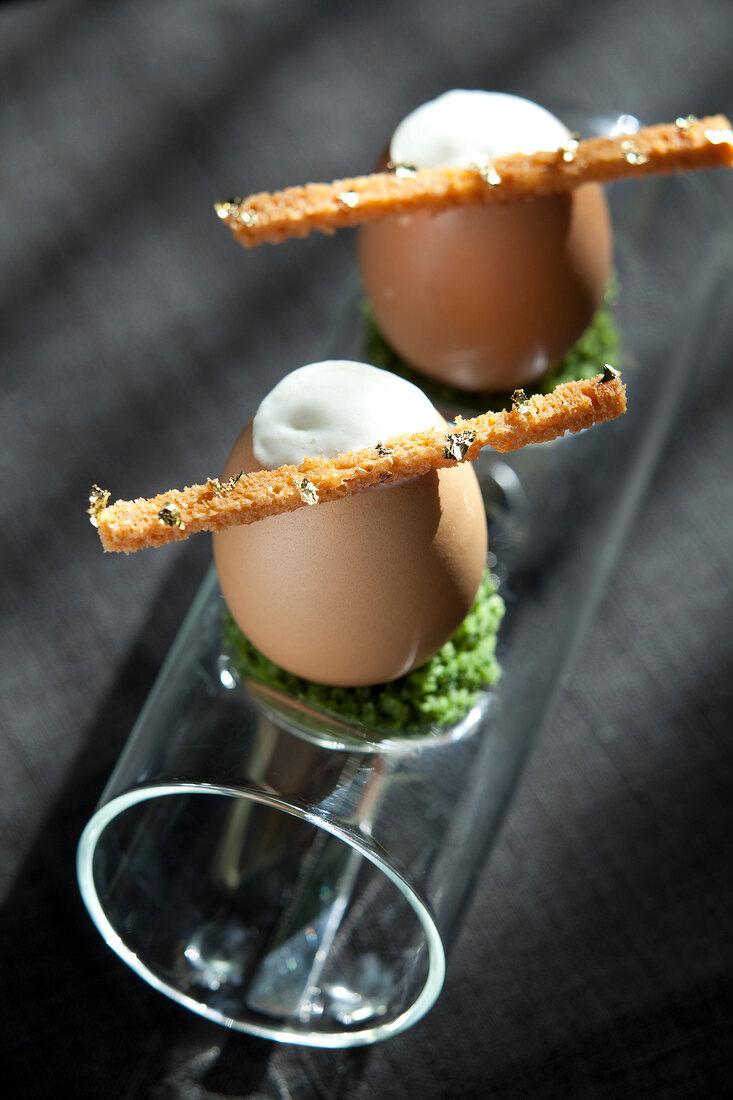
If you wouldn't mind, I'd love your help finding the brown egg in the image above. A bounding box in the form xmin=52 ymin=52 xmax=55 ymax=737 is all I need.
xmin=359 ymin=187 xmax=612 ymax=392
xmin=213 ymin=423 xmax=487 ymax=688
xmin=358 ymin=90 xmax=613 ymax=393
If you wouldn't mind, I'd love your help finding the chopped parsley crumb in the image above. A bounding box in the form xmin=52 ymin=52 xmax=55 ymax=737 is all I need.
xmin=222 ymin=569 xmax=505 ymax=735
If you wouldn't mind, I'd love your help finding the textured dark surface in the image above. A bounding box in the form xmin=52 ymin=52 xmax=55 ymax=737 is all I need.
xmin=1 ymin=1 xmax=732 ymax=1097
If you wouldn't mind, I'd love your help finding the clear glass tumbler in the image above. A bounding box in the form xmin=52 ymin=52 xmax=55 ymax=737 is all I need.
xmin=77 ymin=135 xmax=730 ymax=1047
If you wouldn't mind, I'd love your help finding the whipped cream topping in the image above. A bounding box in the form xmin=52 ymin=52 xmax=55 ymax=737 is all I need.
xmin=390 ymin=89 xmax=570 ymax=169
xmin=252 ymin=359 xmax=442 ymax=469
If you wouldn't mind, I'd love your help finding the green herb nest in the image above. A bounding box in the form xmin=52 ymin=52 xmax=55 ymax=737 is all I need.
xmin=222 ymin=569 xmax=505 ymax=734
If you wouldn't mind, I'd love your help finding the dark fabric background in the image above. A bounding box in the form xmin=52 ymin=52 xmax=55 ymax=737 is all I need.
xmin=1 ymin=1 xmax=732 ymax=1097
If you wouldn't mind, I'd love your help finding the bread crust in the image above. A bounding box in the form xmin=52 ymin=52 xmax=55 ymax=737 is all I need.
xmin=94 ymin=372 xmax=626 ymax=553
xmin=216 ymin=116 xmax=733 ymax=248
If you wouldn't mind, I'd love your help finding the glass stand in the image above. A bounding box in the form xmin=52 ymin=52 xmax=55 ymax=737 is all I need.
xmin=78 ymin=161 xmax=730 ymax=1046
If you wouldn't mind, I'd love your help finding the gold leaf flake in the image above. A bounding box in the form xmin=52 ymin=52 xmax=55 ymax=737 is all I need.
xmin=475 ymin=158 xmax=502 ymax=187
xmin=558 ymin=134 xmax=580 ymax=163
xmin=338 ymin=190 xmax=360 ymax=208
xmin=204 ymin=472 xmax=244 ymax=496
xmin=87 ymin=484 xmax=110 ymax=528
xmin=511 ymin=388 xmax=531 ymax=411
xmin=621 ymin=140 xmax=649 ymax=166
xmin=158 ymin=504 xmax=183 ymax=528
xmin=215 ymin=199 xmax=243 ymax=220
xmin=443 ymin=429 xmax=476 ymax=461
xmin=296 ymin=477 xmax=319 ymax=505
xmin=388 ymin=161 xmax=418 ymax=178
xmin=602 ymin=364 xmax=621 ymax=382
xmin=215 ymin=200 xmax=259 ymax=227
xmin=375 ymin=442 xmax=393 ymax=456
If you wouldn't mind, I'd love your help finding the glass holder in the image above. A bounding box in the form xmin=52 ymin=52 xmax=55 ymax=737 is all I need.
xmin=77 ymin=138 xmax=730 ymax=1047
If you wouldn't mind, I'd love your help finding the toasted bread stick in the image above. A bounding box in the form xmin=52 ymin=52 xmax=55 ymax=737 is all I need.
xmin=92 ymin=371 xmax=626 ymax=553
xmin=215 ymin=115 xmax=733 ymax=248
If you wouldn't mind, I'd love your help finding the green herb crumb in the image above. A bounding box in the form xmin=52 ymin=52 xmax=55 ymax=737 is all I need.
xmin=221 ymin=569 xmax=505 ymax=735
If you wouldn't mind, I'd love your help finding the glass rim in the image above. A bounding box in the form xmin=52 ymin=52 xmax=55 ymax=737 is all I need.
xmin=76 ymin=781 xmax=446 ymax=1048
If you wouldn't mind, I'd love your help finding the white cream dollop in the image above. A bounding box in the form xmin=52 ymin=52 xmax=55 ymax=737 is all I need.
xmin=390 ymin=89 xmax=570 ymax=169
xmin=252 ymin=359 xmax=442 ymax=469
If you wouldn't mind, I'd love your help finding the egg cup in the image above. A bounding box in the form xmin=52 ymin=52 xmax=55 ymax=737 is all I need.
xmin=77 ymin=132 xmax=730 ymax=1047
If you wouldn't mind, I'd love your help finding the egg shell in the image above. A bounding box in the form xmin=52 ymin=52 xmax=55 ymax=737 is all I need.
xmin=358 ymin=183 xmax=613 ymax=392
xmin=213 ymin=422 xmax=488 ymax=687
